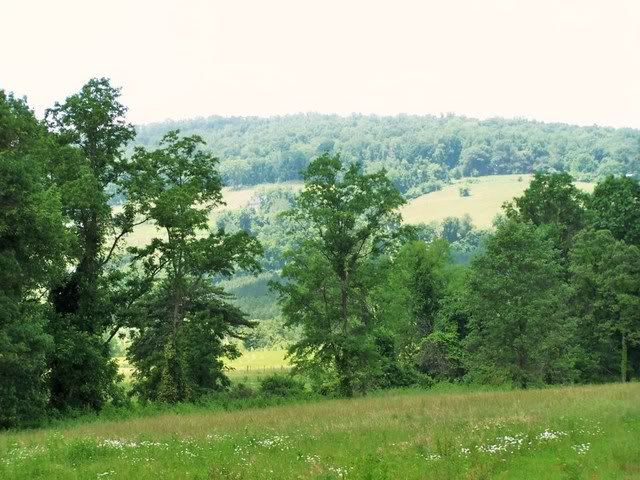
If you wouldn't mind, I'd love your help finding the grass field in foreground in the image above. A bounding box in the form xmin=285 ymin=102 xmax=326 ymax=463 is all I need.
xmin=1 ymin=383 xmax=638 ymax=479
xmin=401 ymin=175 xmax=595 ymax=228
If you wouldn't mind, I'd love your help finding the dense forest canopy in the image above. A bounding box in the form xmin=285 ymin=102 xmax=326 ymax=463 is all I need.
xmin=136 ymin=114 xmax=640 ymax=197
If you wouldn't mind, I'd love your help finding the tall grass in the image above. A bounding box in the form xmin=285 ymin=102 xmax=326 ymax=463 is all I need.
xmin=1 ymin=383 xmax=638 ymax=479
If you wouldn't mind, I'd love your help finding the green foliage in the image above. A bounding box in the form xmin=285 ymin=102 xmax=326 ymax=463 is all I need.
xmin=0 ymin=91 xmax=66 ymax=427
xmin=259 ymin=374 xmax=306 ymax=397
xmin=417 ymin=330 xmax=465 ymax=381
xmin=587 ymin=175 xmax=640 ymax=246
xmin=45 ymin=78 xmax=137 ymax=413
xmin=125 ymin=131 xmax=262 ymax=402
xmin=465 ymin=220 xmax=577 ymax=387
xmin=569 ymin=229 xmax=640 ymax=382
xmin=375 ymin=240 xmax=451 ymax=360
xmin=136 ymin=114 xmax=640 ymax=194
xmin=240 ymin=315 xmax=300 ymax=349
xmin=458 ymin=185 xmax=470 ymax=197
xmin=274 ymin=153 xmax=405 ymax=396
xmin=503 ymin=172 xmax=588 ymax=253
xmin=216 ymin=187 xmax=299 ymax=271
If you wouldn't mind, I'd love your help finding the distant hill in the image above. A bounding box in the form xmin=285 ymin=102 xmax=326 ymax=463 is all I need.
xmin=136 ymin=114 xmax=639 ymax=198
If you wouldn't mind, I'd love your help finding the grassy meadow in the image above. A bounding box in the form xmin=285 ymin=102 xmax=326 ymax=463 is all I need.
xmin=121 ymin=175 xmax=598 ymax=248
xmin=226 ymin=348 xmax=291 ymax=387
xmin=400 ymin=175 xmax=595 ymax=228
xmin=1 ymin=383 xmax=638 ymax=479
xmin=116 ymin=348 xmax=290 ymax=389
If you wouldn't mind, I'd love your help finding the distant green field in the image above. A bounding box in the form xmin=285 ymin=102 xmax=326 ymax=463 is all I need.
xmin=401 ymin=174 xmax=595 ymax=228
xmin=226 ymin=348 xmax=291 ymax=387
xmin=1 ymin=383 xmax=637 ymax=479
xmin=227 ymin=348 xmax=289 ymax=371
xmin=116 ymin=348 xmax=290 ymax=389
xmin=122 ymin=175 xmax=595 ymax=247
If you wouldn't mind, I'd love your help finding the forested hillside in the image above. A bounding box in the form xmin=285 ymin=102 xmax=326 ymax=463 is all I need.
xmin=136 ymin=114 xmax=640 ymax=197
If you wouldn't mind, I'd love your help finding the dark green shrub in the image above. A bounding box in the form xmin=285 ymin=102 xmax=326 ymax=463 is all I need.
xmin=259 ymin=374 xmax=305 ymax=397
xmin=228 ymin=383 xmax=255 ymax=400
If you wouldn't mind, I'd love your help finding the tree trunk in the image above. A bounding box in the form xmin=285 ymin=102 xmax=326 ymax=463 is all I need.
xmin=340 ymin=271 xmax=349 ymax=334
xmin=335 ymin=352 xmax=353 ymax=398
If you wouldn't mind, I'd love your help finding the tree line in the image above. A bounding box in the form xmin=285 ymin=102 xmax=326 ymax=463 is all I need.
xmin=1 ymin=78 xmax=639 ymax=428
xmin=1 ymin=79 xmax=261 ymax=427
xmin=275 ymin=157 xmax=639 ymax=396
xmin=136 ymin=113 xmax=640 ymax=198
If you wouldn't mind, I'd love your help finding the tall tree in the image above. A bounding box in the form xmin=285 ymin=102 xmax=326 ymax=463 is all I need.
xmin=570 ymin=229 xmax=640 ymax=382
xmin=45 ymin=78 xmax=137 ymax=411
xmin=125 ymin=131 xmax=262 ymax=402
xmin=464 ymin=220 xmax=576 ymax=388
xmin=587 ymin=175 xmax=640 ymax=247
xmin=0 ymin=91 xmax=66 ymax=426
xmin=503 ymin=172 xmax=588 ymax=255
xmin=274 ymin=153 xmax=405 ymax=396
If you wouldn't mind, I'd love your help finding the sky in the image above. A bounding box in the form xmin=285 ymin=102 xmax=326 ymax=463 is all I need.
xmin=2 ymin=0 xmax=639 ymax=128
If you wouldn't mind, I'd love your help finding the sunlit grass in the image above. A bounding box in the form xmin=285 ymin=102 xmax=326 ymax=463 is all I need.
xmin=1 ymin=383 xmax=638 ymax=479
xmin=226 ymin=348 xmax=289 ymax=371
xmin=401 ymin=174 xmax=594 ymax=228
xmin=116 ymin=348 xmax=291 ymax=389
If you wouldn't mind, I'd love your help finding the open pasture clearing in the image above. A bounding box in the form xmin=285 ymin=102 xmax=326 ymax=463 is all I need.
xmin=226 ymin=348 xmax=291 ymax=387
xmin=1 ymin=383 xmax=638 ymax=479
xmin=122 ymin=175 xmax=595 ymax=247
xmin=401 ymin=175 xmax=595 ymax=228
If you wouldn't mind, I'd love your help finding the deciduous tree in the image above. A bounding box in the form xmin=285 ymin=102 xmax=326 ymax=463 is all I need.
xmin=0 ymin=91 xmax=66 ymax=426
xmin=125 ymin=131 xmax=261 ymax=402
xmin=274 ymin=153 xmax=405 ymax=396
xmin=45 ymin=78 xmax=137 ymax=412
xmin=465 ymin=220 xmax=576 ymax=387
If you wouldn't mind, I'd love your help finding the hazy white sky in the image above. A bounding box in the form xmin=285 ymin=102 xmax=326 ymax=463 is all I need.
xmin=2 ymin=0 xmax=639 ymax=127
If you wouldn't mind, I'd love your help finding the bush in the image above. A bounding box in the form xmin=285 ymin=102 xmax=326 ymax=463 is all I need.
xmin=259 ymin=374 xmax=306 ymax=397
xmin=228 ymin=383 xmax=255 ymax=400
xmin=458 ymin=186 xmax=471 ymax=197
xmin=418 ymin=331 xmax=465 ymax=380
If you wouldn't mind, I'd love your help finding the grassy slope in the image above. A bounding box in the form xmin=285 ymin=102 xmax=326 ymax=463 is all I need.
xmin=401 ymin=174 xmax=595 ymax=228
xmin=1 ymin=383 xmax=638 ymax=479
